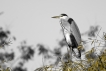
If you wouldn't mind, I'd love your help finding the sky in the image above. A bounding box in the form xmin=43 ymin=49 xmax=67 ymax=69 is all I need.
xmin=0 ymin=0 xmax=106 ymax=48
xmin=0 ymin=0 xmax=106 ymax=70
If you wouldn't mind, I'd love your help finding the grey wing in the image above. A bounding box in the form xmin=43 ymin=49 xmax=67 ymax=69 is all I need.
xmin=70 ymin=21 xmax=81 ymax=45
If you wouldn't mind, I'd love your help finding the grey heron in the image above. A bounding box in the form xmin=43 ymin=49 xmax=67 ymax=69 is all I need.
xmin=52 ymin=14 xmax=82 ymax=58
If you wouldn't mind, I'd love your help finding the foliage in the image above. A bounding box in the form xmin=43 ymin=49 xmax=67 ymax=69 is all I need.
xmin=35 ymin=26 xmax=106 ymax=71
xmin=34 ymin=49 xmax=106 ymax=71
xmin=0 ymin=27 xmax=13 ymax=71
xmin=19 ymin=41 xmax=35 ymax=61
xmin=0 ymin=66 xmax=11 ymax=71
xmin=0 ymin=27 xmax=35 ymax=71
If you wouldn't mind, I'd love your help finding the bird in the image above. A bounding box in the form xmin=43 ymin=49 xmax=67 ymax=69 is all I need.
xmin=52 ymin=14 xmax=82 ymax=58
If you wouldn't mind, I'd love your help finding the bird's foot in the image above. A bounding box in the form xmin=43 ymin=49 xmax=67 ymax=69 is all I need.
xmin=76 ymin=55 xmax=81 ymax=59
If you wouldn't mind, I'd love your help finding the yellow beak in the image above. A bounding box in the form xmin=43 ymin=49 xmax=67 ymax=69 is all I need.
xmin=51 ymin=16 xmax=61 ymax=18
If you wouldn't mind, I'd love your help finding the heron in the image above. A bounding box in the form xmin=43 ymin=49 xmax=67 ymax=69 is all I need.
xmin=52 ymin=14 xmax=82 ymax=59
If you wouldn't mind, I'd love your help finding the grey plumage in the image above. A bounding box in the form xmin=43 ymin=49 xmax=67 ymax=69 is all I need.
xmin=52 ymin=14 xmax=82 ymax=58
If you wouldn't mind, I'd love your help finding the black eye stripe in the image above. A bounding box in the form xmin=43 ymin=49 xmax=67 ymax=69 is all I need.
xmin=61 ymin=14 xmax=67 ymax=16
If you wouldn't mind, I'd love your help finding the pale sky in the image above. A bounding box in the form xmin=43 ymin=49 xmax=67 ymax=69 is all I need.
xmin=0 ymin=0 xmax=106 ymax=48
xmin=1 ymin=0 xmax=106 ymax=70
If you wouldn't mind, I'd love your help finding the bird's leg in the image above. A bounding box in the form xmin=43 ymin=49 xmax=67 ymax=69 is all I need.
xmin=72 ymin=48 xmax=77 ymax=56
xmin=68 ymin=46 xmax=72 ymax=61
xmin=78 ymin=49 xmax=81 ymax=58
xmin=72 ymin=48 xmax=81 ymax=59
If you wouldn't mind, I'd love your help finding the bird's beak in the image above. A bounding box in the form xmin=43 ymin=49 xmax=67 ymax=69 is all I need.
xmin=51 ymin=16 xmax=61 ymax=18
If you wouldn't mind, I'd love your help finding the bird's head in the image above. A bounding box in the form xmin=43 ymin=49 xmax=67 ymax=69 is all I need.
xmin=52 ymin=13 xmax=68 ymax=20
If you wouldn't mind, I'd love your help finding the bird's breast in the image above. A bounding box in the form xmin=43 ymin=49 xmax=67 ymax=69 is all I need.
xmin=64 ymin=32 xmax=72 ymax=45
